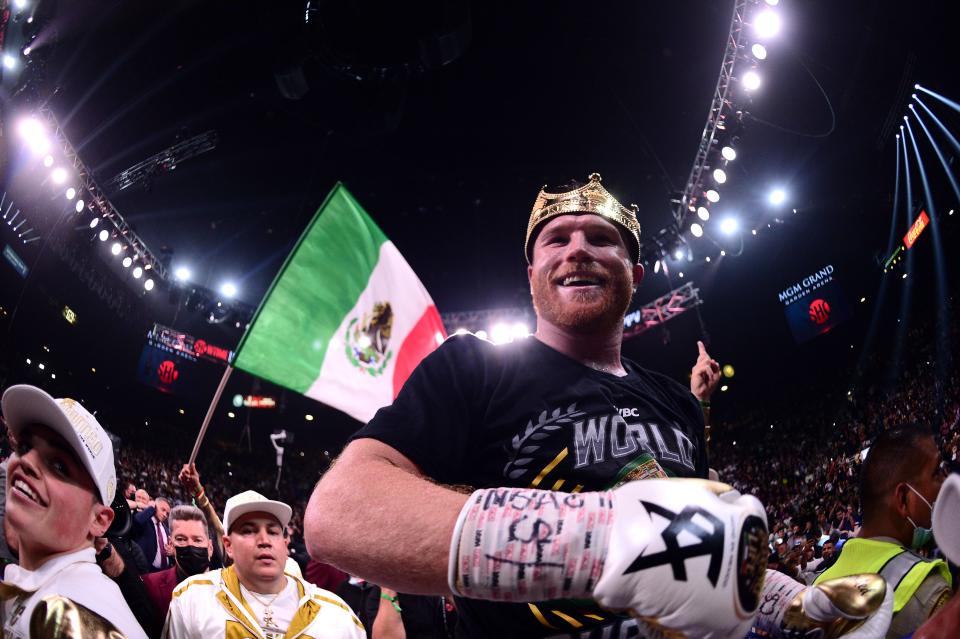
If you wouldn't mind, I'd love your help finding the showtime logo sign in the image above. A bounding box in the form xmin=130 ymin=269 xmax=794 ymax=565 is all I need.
xmin=808 ymin=299 xmax=831 ymax=325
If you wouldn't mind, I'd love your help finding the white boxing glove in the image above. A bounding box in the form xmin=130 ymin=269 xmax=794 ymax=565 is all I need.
xmin=449 ymin=479 xmax=768 ymax=638
xmin=593 ymin=479 xmax=768 ymax=638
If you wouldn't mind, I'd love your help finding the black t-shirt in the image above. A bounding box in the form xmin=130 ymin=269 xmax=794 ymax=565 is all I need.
xmin=355 ymin=335 xmax=708 ymax=638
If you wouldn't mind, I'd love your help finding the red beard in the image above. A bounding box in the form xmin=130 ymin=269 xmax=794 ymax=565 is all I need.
xmin=531 ymin=264 xmax=634 ymax=334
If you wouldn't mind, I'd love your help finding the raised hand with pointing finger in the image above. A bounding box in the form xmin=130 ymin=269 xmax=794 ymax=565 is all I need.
xmin=691 ymin=340 xmax=721 ymax=401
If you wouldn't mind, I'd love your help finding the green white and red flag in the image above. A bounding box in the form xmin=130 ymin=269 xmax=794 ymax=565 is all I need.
xmin=233 ymin=183 xmax=446 ymax=423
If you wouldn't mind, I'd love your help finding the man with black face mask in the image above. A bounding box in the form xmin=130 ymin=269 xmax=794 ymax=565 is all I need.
xmin=143 ymin=505 xmax=213 ymax=631
xmin=815 ymin=425 xmax=952 ymax=638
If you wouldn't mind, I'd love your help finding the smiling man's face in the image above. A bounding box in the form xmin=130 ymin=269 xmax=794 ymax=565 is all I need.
xmin=528 ymin=214 xmax=641 ymax=334
xmin=5 ymin=424 xmax=112 ymax=567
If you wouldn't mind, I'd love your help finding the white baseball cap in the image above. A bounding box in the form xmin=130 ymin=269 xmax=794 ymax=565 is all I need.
xmin=932 ymin=473 xmax=960 ymax=564
xmin=1 ymin=384 xmax=117 ymax=505
xmin=223 ymin=490 xmax=292 ymax=533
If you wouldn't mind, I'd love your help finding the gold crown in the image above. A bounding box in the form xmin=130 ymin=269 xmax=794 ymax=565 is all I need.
xmin=525 ymin=173 xmax=641 ymax=264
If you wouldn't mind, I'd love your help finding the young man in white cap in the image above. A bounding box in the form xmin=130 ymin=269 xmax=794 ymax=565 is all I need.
xmin=164 ymin=490 xmax=364 ymax=639
xmin=0 ymin=384 xmax=148 ymax=639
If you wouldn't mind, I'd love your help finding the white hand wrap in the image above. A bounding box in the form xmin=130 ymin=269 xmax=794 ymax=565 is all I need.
xmin=448 ymin=487 xmax=613 ymax=602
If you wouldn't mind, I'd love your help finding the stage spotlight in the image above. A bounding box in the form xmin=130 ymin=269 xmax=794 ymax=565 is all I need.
xmin=490 ymin=323 xmax=512 ymax=344
xmin=764 ymin=0 xmax=779 ymax=5
xmin=51 ymin=168 xmax=68 ymax=184
xmin=12 ymin=0 xmax=27 ymax=9
xmin=721 ymin=146 xmax=737 ymax=161
xmin=720 ymin=250 xmax=726 ymax=256
xmin=98 ymin=229 xmax=109 ymax=242
xmin=221 ymin=282 xmax=237 ymax=298
xmin=2 ymin=54 xmax=16 ymax=70
xmin=111 ymin=242 xmax=122 ymax=255
xmin=512 ymin=322 xmax=530 ymax=338
xmin=742 ymin=71 xmax=762 ymax=91
xmin=654 ymin=260 xmax=661 ymax=274
xmin=475 ymin=329 xmax=488 ymax=340
xmin=122 ymin=256 xmax=133 ymax=268
xmin=768 ymin=188 xmax=787 ymax=205
xmin=133 ymin=266 xmax=143 ymax=279
xmin=144 ymin=278 xmax=155 ymax=291
xmin=75 ymin=200 xmax=85 ymax=213
xmin=18 ymin=118 xmax=49 ymax=154
xmin=713 ymin=168 xmax=727 ymax=184
xmin=678 ymin=272 xmax=684 ymax=278
xmin=174 ymin=266 xmax=192 ymax=281
xmin=751 ymin=43 xmax=768 ymax=60
xmin=453 ymin=328 xmax=470 ymax=336
xmin=705 ymin=189 xmax=720 ymax=203
xmin=754 ymin=10 xmax=781 ymax=38
xmin=705 ymin=256 xmax=711 ymax=263
xmin=697 ymin=206 xmax=710 ymax=221
xmin=720 ymin=217 xmax=739 ymax=235
xmin=88 ymin=217 xmax=99 ymax=229
xmin=43 ymin=155 xmax=54 ymax=168
xmin=674 ymin=248 xmax=684 ymax=260
xmin=22 ymin=45 xmax=31 ymax=56
xmin=690 ymin=223 xmax=704 ymax=238
xmin=65 ymin=187 xmax=76 ymax=200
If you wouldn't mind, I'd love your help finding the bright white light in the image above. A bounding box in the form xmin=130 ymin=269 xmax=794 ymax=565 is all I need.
xmin=742 ymin=71 xmax=762 ymax=91
xmin=705 ymin=256 xmax=711 ymax=263
xmin=435 ymin=331 xmax=445 ymax=345
xmin=133 ymin=266 xmax=143 ymax=279
xmin=721 ymin=146 xmax=737 ymax=161
xmin=305 ymin=414 xmax=314 ymax=422
xmin=75 ymin=199 xmax=85 ymax=213
xmin=51 ymin=168 xmax=68 ymax=184
xmin=690 ymin=223 xmax=704 ymax=238
xmin=122 ymin=256 xmax=133 ymax=268
xmin=13 ymin=0 xmax=28 ymax=9
xmin=490 ymin=323 xmax=512 ymax=344
xmin=752 ymin=229 xmax=757 ymax=235
xmin=97 ymin=229 xmax=108 ymax=242
xmin=697 ymin=206 xmax=710 ymax=221
xmin=720 ymin=217 xmax=739 ymax=235
xmin=174 ymin=266 xmax=192 ymax=281
xmin=754 ymin=10 xmax=781 ymax=38
xmin=2 ymin=54 xmax=16 ymax=70
xmin=88 ymin=217 xmax=99 ymax=229
xmin=512 ymin=322 xmax=530 ymax=338
xmin=43 ymin=155 xmax=54 ymax=167
xmin=674 ymin=248 xmax=684 ymax=260
xmin=678 ymin=272 xmax=684 ymax=279
xmin=720 ymin=250 xmax=726 ymax=256
xmin=764 ymin=0 xmax=779 ymax=5
xmin=705 ymin=189 xmax=720 ymax=203
xmin=769 ymin=188 xmax=787 ymax=205
xmin=221 ymin=282 xmax=237 ymax=298
xmin=454 ymin=328 xmax=470 ymax=336
xmin=65 ymin=187 xmax=76 ymax=200
xmin=713 ymin=168 xmax=727 ymax=184
xmin=23 ymin=45 xmax=32 ymax=56
xmin=144 ymin=278 xmax=155 ymax=291
xmin=475 ymin=329 xmax=488 ymax=341
xmin=38 ymin=363 xmax=45 ymax=370
xmin=111 ymin=242 xmax=122 ymax=255
xmin=357 ymin=334 xmax=372 ymax=348
xmin=18 ymin=118 xmax=49 ymax=154
xmin=751 ymin=43 xmax=768 ymax=61
xmin=653 ymin=260 xmax=661 ymax=274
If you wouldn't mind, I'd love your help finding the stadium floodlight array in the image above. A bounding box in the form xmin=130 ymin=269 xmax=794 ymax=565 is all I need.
xmin=668 ymin=0 xmax=781 ymax=249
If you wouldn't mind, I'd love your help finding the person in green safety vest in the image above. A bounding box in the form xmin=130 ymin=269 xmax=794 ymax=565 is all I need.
xmin=815 ymin=425 xmax=952 ymax=639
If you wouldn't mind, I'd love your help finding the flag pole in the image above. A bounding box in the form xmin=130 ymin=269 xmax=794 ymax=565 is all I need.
xmin=189 ymin=365 xmax=234 ymax=465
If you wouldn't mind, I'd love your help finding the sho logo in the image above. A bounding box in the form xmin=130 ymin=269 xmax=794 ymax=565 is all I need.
xmin=808 ymin=298 xmax=831 ymax=325
xmin=623 ymin=502 xmax=724 ymax=586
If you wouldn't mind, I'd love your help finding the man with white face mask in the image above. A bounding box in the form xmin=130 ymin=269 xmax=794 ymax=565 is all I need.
xmin=815 ymin=425 xmax=952 ymax=638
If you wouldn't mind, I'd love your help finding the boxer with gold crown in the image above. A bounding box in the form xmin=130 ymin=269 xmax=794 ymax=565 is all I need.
xmin=305 ymin=174 xmax=892 ymax=639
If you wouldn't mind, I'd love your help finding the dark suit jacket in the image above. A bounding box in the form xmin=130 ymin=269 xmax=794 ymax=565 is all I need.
xmin=141 ymin=566 xmax=182 ymax=631
xmin=132 ymin=506 xmax=168 ymax=570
